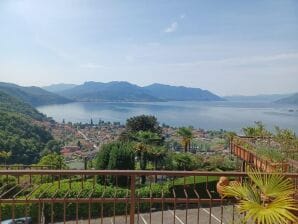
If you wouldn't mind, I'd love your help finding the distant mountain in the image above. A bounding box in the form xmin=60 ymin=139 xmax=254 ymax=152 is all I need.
xmin=275 ymin=93 xmax=298 ymax=105
xmin=58 ymin=81 xmax=160 ymax=102
xmin=57 ymin=81 xmax=223 ymax=102
xmin=224 ymin=94 xmax=291 ymax=102
xmin=43 ymin=83 xmax=77 ymax=93
xmin=143 ymin=83 xmax=223 ymax=101
xmin=0 ymin=82 xmax=73 ymax=106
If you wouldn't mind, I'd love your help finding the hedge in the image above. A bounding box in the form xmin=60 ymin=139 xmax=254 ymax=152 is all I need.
xmin=1 ymin=180 xmax=170 ymax=223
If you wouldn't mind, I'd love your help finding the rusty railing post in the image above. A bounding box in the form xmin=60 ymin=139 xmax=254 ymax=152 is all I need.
xmin=130 ymin=174 xmax=136 ymax=224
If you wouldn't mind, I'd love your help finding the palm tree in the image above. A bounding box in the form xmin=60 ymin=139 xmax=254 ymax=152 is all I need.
xmin=133 ymin=131 xmax=162 ymax=184
xmin=147 ymin=146 xmax=167 ymax=182
xmin=147 ymin=146 xmax=167 ymax=170
xmin=222 ymin=168 xmax=297 ymax=224
xmin=177 ymin=127 xmax=193 ymax=153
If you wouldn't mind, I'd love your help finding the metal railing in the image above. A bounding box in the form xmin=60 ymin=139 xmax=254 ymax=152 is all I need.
xmin=0 ymin=165 xmax=54 ymax=170
xmin=231 ymin=137 xmax=298 ymax=173
xmin=0 ymin=170 xmax=297 ymax=224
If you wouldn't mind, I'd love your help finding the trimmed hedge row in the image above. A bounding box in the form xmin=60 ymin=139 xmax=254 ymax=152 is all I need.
xmin=1 ymin=178 xmax=220 ymax=223
xmin=1 ymin=180 xmax=170 ymax=223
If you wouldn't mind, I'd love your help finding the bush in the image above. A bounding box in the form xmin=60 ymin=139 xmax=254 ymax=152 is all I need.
xmin=165 ymin=153 xmax=200 ymax=171
xmin=37 ymin=153 xmax=67 ymax=169
xmin=1 ymin=181 xmax=170 ymax=223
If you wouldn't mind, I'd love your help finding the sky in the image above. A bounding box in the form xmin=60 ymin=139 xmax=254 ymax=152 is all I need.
xmin=0 ymin=0 xmax=297 ymax=96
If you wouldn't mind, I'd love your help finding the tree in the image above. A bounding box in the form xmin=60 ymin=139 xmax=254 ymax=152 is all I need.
xmin=171 ymin=153 xmax=199 ymax=170
xmin=132 ymin=131 xmax=163 ymax=184
xmin=37 ymin=153 xmax=67 ymax=169
xmin=177 ymin=127 xmax=193 ymax=152
xmin=95 ymin=142 xmax=135 ymax=186
xmin=126 ymin=115 xmax=162 ymax=135
xmin=95 ymin=143 xmax=112 ymax=170
xmin=108 ymin=143 xmax=135 ymax=186
xmin=222 ymin=168 xmax=297 ymax=224
xmin=0 ymin=150 xmax=11 ymax=165
xmin=147 ymin=146 xmax=167 ymax=171
xmin=41 ymin=140 xmax=63 ymax=156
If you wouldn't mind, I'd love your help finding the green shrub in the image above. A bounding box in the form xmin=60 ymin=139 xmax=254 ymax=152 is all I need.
xmin=0 ymin=180 xmax=170 ymax=222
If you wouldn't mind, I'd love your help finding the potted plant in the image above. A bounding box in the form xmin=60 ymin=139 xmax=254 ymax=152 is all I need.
xmin=222 ymin=168 xmax=297 ymax=224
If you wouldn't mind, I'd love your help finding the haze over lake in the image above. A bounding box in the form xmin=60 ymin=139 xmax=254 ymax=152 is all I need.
xmin=37 ymin=101 xmax=298 ymax=133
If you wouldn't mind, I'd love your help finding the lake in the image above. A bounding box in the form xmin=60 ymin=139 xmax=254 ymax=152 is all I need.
xmin=37 ymin=101 xmax=298 ymax=133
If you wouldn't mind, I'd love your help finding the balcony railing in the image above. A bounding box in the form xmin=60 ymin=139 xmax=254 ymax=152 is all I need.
xmin=231 ymin=136 xmax=298 ymax=172
xmin=0 ymin=170 xmax=297 ymax=224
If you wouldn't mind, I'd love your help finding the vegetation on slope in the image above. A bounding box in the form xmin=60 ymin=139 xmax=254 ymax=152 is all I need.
xmin=0 ymin=91 xmax=54 ymax=164
xmin=0 ymin=91 xmax=46 ymax=120
xmin=0 ymin=82 xmax=73 ymax=106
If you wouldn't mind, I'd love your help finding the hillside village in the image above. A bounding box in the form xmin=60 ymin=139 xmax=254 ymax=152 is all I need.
xmin=44 ymin=120 xmax=229 ymax=168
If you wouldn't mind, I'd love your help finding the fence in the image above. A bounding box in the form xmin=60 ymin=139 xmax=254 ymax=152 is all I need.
xmin=0 ymin=170 xmax=297 ymax=224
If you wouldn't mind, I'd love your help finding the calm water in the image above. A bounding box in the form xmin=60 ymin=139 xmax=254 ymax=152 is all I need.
xmin=37 ymin=101 xmax=298 ymax=133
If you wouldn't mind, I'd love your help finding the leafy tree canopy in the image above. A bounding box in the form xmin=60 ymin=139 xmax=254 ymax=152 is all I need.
xmin=37 ymin=153 xmax=67 ymax=169
xmin=0 ymin=111 xmax=53 ymax=164
xmin=126 ymin=115 xmax=162 ymax=135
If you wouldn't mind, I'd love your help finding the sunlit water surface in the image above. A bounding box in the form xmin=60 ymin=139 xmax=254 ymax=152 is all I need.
xmin=37 ymin=101 xmax=298 ymax=133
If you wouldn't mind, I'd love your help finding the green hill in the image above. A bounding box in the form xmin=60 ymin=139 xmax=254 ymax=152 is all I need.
xmin=0 ymin=82 xmax=73 ymax=106
xmin=0 ymin=91 xmax=54 ymax=164
xmin=0 ymin=91 xmax=46 ymax=121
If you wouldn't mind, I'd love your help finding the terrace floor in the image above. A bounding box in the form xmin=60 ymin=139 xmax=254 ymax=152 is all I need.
xmin=54 ymin=205 xmax=243 ymax=224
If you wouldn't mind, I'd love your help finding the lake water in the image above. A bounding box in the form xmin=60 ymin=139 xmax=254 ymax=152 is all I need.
xmin=37 ymin=101 xmax=298 ymax=133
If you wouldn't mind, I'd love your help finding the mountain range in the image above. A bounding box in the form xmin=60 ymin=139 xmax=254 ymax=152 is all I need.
xmin=275 ymin=93 xmax=298 ymax=105
xmin=43 ymin=81 xmax=223 ymax=102
xmin=42 ymin=83 xmax=77 ymax=93
xmin=0 ymin=82 xmax=73 ymax=106
xmin=1 ymin=81 xmax=296 ymax=105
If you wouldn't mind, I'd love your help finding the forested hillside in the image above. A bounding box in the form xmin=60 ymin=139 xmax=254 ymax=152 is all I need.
xmin=0 ymin=82 xmax=73 ymax=106
xmin=0 ymin=91 xmax=54 ymax=164
xmin=0 ymin=91 xmax=46 ymax=121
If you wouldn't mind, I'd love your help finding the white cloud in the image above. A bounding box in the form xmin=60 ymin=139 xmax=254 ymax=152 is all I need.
xmin=180 ymin=14 xmax=185 ymax=19
xmin=164 ymin=22 xmax=178 ymax=33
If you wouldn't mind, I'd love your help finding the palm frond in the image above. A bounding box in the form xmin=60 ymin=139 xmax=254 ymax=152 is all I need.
xmin=247 ymin=168 xmax=295 ymax=198
xmin=222 ymin=168 xmax=298 ymax=224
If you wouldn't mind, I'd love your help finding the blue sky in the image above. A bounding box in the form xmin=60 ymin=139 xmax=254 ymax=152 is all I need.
xmin=0 ymin=0 xmax=297 ymax=95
